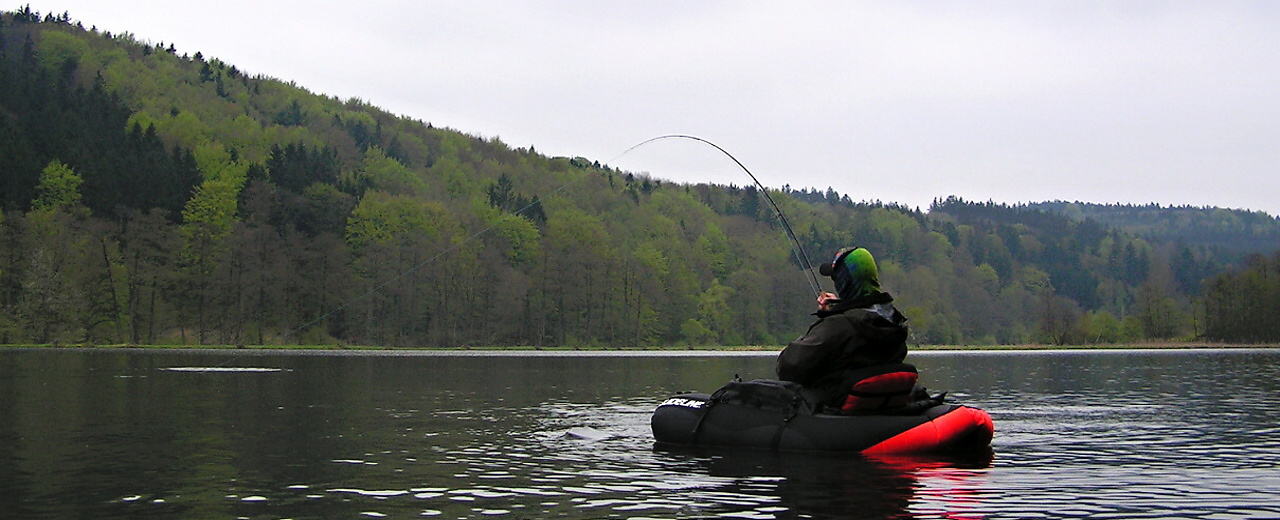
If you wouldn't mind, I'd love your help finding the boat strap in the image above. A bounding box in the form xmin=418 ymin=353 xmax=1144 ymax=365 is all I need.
xmin=769 ymin=396 xmax=802 ymax=451
xmin=690 ymin=375 xmax=742 ymax=442
xmin=690 ymin=399 xmax=717 ymax=442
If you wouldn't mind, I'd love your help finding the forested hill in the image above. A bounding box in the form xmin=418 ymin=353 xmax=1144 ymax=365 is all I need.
xmin=1027 ymin=201 xmax=1280 ymax=257
xmin=2 ymin=9 xmax=1276 ymax=347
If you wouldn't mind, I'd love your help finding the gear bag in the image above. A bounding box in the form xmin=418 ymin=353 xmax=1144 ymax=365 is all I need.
xmin=707 ymin=378 xmax=822 ymax=414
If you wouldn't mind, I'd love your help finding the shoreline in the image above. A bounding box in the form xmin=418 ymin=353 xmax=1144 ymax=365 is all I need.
xmin=2 ymin=342 xmax=1276 ymax=352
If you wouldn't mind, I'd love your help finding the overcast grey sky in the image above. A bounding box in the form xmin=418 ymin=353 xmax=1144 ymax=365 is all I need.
xmin=18 ymin=1 xmax=1280 ymax=215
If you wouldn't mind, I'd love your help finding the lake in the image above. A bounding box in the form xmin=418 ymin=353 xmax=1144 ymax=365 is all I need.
xmin=2 ymin=348 xmax=1278 ymax=519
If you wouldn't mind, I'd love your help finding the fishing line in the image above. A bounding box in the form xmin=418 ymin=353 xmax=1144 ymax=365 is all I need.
xmin=291 ymin=134 xmax=823 ymax=341
xmin=217 ymin=133 xmax=817 ymax=361
xmin=612 ymin=134 xmax=823 ymax=296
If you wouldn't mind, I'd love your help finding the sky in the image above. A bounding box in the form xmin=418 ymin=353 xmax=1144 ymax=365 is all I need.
xmin=16 ymin=1 xmax=1280 ymax=216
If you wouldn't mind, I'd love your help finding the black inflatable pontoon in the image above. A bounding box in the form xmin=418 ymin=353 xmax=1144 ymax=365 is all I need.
xmin=651 ymin=378 xmax=994 ymax=455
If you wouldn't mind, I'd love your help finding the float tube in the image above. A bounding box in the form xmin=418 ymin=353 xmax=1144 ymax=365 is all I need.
xmin=651 ymin=368 xmax=993 ymax=455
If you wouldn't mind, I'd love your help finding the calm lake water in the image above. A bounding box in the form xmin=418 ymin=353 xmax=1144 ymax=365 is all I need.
xmin=2 ymin=348 xmax=1278 ymax=520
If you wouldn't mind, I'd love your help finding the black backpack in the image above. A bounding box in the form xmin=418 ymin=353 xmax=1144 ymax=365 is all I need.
xmin=707 ymin=378 xmax=823 ymax=415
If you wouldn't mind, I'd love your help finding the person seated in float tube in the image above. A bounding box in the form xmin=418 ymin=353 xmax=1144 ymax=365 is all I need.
xmin=776 ymin=247 xmax=915 ymax=412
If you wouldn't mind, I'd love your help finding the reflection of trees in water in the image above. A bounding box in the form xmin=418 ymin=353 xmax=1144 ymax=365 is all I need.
xmin=658 ymin=447 xmax=992 ymax=519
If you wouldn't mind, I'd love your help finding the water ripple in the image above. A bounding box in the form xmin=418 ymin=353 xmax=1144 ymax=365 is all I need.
xmin=9 ymin=349 xmax=1280 ymax=520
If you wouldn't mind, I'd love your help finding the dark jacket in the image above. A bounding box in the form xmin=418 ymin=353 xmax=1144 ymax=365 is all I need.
xmin=776 ymin=291 xmax=909 ymax=401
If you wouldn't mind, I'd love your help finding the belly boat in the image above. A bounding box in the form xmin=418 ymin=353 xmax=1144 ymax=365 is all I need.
xmin=651 ymin=376 xmax=994 ymax=455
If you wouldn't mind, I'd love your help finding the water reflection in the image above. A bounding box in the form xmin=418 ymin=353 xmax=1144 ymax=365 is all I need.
xmin=3 ymin=348 xmax=1280 ymax=519
xmin=656 ymin=448 xmax=993 ymax=519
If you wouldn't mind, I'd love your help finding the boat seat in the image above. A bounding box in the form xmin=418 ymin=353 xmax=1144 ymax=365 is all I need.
xmin=838 ymin=363 xmax=919 ymax=412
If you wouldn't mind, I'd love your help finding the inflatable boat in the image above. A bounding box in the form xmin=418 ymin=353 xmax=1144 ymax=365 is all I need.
xmin=651 ymin=366 xmax=994 ymax=455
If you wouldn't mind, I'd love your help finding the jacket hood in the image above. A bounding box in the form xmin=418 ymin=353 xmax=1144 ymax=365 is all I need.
xmin=827 ymin=247 xmax=884 ymax=301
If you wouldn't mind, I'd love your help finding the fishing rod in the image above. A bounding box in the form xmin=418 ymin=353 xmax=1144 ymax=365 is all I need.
xmin=268 ymin=133 xmax=820 ymax=354
xmin=614 ymin=134 xmax=823 ymax=296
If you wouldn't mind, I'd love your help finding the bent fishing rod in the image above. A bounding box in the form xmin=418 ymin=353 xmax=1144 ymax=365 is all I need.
xmin=277 ymin=134 xmax=821 ymax=350
xmin=615 ymin=134 xmax=823 ymax=296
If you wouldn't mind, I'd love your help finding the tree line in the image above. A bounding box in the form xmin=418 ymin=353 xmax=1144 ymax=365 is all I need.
xmin=1 ymin=10 xmax=1277 ymax=347
xmin=1200 ymin=252 xmax=1280 ymax=343
xmin=1031 ymin=201 xmax=1280 ymax=259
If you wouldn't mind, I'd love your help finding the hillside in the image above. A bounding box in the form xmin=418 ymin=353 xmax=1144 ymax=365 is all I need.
xmin=1029 ymin=201 xmax=1280 ymax=258
xmin=2 ymin=9 xmax=1276 ymax=346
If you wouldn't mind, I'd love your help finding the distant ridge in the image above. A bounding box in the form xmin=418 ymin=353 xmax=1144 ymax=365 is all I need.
xmin=1029 ymin=201 xmax=1280 ymax=257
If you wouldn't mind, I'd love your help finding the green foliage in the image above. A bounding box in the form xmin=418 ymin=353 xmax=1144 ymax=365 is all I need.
xmin=1082 ymin=310 xmax=1126 ymax=344
xmin=265 ymin=143 xmax=339 ymax=192
xmin=694 ymin=278 xmax=736 ymax=343
xmin=1 ymin=10 xmax=1276 ymax=346
xmin=358 ymin=146 xmax=424 ymax=195
xmin=346 ymin=191 xmax=456 ymax=252
xmin=33 ymin=29 xmax=87 ymax=71
xmin=179 ymin=177 xmax=241 ymax=272
xmin=680 ymin=318 xmax=716 ymax=346
xmin=1201 ymin=252 xmax=1280 ymax=342
xmin=31 ymin=160 xmax=83 ymax=211
xmin=1033 ymin=200 xmax=1280 ymax=259
xmin=490 ymin=212 xmax=541 ymax=265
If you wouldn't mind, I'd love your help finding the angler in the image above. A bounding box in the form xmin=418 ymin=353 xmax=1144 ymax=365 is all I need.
xmin=628 ymin=136 xmax=994 ymax=455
